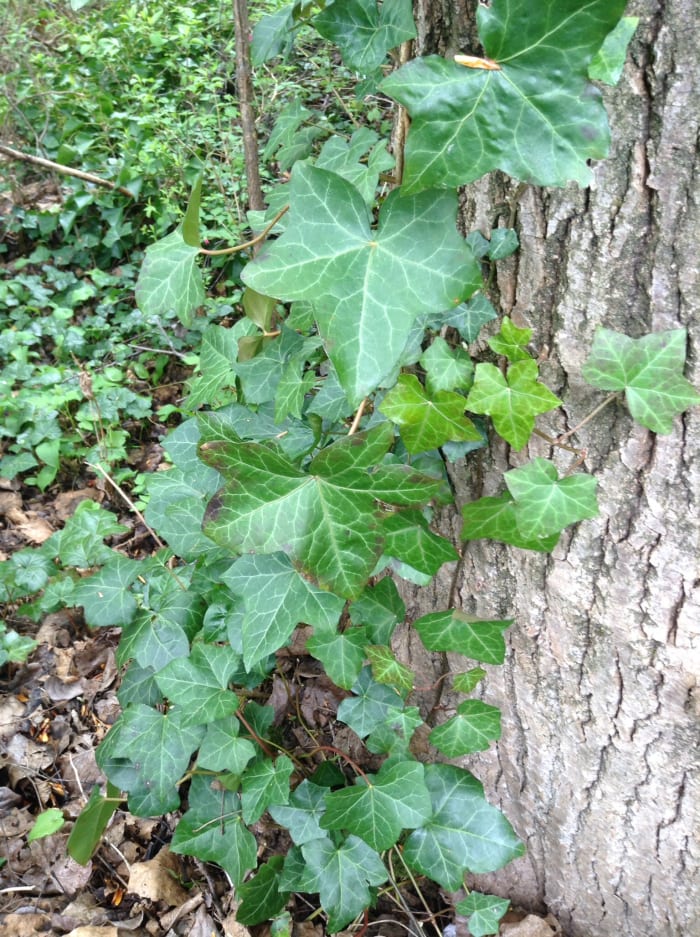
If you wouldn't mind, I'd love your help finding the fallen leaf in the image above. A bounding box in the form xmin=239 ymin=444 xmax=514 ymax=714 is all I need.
xmin=0 ymin=912 xmax=52 ymax=937
xmin=65 ymin=928 xmax=118 ymax=937
xmin=501 ymin=914 xmax=559 ymax=937
xmin=127 ymin=848 xmax=189 ymax=906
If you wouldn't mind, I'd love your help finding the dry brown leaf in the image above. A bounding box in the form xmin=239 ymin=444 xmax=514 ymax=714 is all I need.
xmin=501 ymin=914 xmax=559 ymax=937
xmin=17 ymin=514 xmax=54 ymax=544
xmin=54 ymin=488 xmax=101 ymax=521
xmin=0 ymin=912 xmax=52 ymax=937
xmin=127 ymin=848 xmax=189 ymax=906
xmin=65 ymin=927 xmax=118 ymax=937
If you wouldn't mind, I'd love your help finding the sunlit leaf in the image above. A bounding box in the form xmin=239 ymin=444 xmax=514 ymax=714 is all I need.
xmin=504 ymin=458 xmax=599 ymax=538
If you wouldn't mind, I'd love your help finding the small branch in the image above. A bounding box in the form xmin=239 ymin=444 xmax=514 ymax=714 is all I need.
xmin=0 ymin=143 xmax=134 ymax=198
xmin=348 ymin=398 xmax=368 ymax=435
xmin=531 ymin=428 xmax=582 ymax=455
xmin=199 ymin=204 xmax=289 ymax=256
xmin=86 ymin=462 xmax=166 ymax=550
xmin=306 ymin=744 xmax=370 ymax=783
xmin=556 ymin=392 xmax=620 ymax=443
xmin=232 ymin=0 xmax=265 ymax=213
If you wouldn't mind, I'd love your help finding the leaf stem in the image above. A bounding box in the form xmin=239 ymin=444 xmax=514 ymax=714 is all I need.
xmin=556 ymin=392 xmax=619 ymax=442
xmin=198 ymin=205 xmax=289 ymax=256
xmin=348 ymin=398 xmax=368 ymax=435
xmin=305 ymin=744 xmax=370 ymax=783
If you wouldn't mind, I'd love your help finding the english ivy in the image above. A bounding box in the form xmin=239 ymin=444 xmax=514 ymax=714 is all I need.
xmin=56 ymin=2 xmax=699 ymax=934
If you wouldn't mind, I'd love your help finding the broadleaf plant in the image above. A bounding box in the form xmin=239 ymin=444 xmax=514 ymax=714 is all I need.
xmin=52 ymin=2 xmax=700 ymax=934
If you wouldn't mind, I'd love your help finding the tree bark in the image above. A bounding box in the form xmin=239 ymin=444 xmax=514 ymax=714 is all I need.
xmin=401 ymin=2 xmax=700 ymax=935
xmin=232 ymin=0 xmax=264 ymax=212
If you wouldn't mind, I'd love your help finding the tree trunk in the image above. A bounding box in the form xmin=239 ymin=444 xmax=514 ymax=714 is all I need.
xmin=402 ymin=2 xmax=700 ymax=935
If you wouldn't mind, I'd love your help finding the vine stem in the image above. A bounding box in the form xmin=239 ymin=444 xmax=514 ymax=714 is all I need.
xmin=305 ymin=744 xmax=370 ymax=783
xmin=199 ymin=204 xmax=289 ymax=256
xmin=0 ymin=143 xmax=135 ymax=198
xmin=556 ymin=392 xmax=620 ymax=442
xmin=348 ymin=397 xmax=368 ymax=435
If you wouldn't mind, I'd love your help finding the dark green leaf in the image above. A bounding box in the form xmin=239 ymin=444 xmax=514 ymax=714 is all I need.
xmin=306 ymin=629 xmax=367 ymax=691
xmin=74 ymin=554 xmax=140 ymax=627
xmin=461 ymin=492 xmax=560 ymax=551
xmin=349 ymin=578 xmax=405 ymax=645
xmin=197 ymin=716 xmax=257 ymax=775
xmin=241 ymin=755 xmax=294 ymax=824
xmin=381 ymin=510 xmax=459 ymax=577
xmin=251 ymin=5 xmax=295 ymax=65
xmin=237 ymin=856 xmax=290 ymax=926
xmin=337 ymin=666 xmax=406 ymax=738
xmin=456 ymin=892 xmax=511 ymax=937
xmin=413 ymin=611 xmax=511 ymax=665
xmin=314 ymin=0 xmax=416 ymax=73
xmin=155 ymin=643 xmax=241 ymax=727
xmin=269 ymin=780 xmax=328 ymax=845
xmin=67 ymin=782 xmax=121 ymax=865
xmin=135 ymin=227 xmax=204 ymax=327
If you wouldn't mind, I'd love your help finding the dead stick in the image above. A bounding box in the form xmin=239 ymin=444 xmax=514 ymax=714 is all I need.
xmin=0 ymin=143 xmax=134 ymax=198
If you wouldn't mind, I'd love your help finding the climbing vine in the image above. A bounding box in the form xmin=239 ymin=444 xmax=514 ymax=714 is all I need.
xmin=56 ymin=1 xmax=699 ymax=934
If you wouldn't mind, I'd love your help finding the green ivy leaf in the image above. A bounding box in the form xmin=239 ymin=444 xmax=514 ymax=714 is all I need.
xmin=413 ymin=611 xmax=511 ymax=665
xmin=381 ymin=509 xmax=459 ymax=577
xmin=380 ymin=374 xmax=482 ymax=453
xmin=197 ymin=717 xmax=257 ymax=775
xmin=382 ymin=0 xmax=628 ymax=192
xmin=461 ymin=492 xmax=560 ymax=551
xmin=300 ymin=834 xmax=388 ymax=931
xmin=420 ymin=337 xmax=475 ymax=394
xmin=365 ymin=645 xmax=414 ymax=695
xmin=314 ymin=0 xmax=416 ymax=74
xmin=466 ymin=360 xmax=561 ymax=450
xmin=171 ymin=774 xmax=257 ymax=887
xmin=504 ymin=458 xmax=599 ymax=538
xmin=337 ymin=666 xmax=407 ymax=738
xmin=222 ymin=553 xmax=344 ymax=670
xmin=269 ymin=780 xmax=328 ymax=846
xmin=241 ymin=755 xmax=294 ymax=824
xmin=9 ymin=551 xmax=51 ymax=593
xmin=135 ymin=227 xmax=204 ymax=327
xmin=316 ymin=127 xmax=394 ymax=206
xmin=487 ymin=228 xmax=519 ymax=260
xmin=582 ymin=328 xmax=700 ymax=434
xmin=453 ymin=668 xmax=487 ymax=694
xmin=589 ymin=16 xmax=639 ymax=86
xmin=241 ymin=164 xmax=480 ymax=405
xmin=185 ymin=325 xmax=239 ymax=410
xmin=306 ymin=628 xmax=367 ymax=690
xmin=349 ymin=578 xmax=405 ymax=645
xmin=74 ymin=554 xmax=140 ymax=627
xmin=236 ymin=856 xmax=290 ymax=926
xmin=28 ymin=808 xmax=65 ymax=841
xmin=488 ymin=317 xmax=532 ymax=362
xmin=201 ymin=423 xmax=441 ymax=599
xmin=364 ymin=706 xmax=424 ymax=756
xmin=251 ymin=4 xmax=295 ymax=65
xmin=118 ymin=608 xmax=190 ymax=674
xmin=51 ymin=499 xmax=127 ymax=567
xmin=403 ymin=764 xmax=524 ymax=889
xmin=456 ymin=892 xmax=511 ymax=937
xmin=155 ymin=643 xmax=241 ymax=727
xmin=429 ymin=700 xmax=502 ymax=757
xmin=322 ymin=760 xmax=431 ymax=852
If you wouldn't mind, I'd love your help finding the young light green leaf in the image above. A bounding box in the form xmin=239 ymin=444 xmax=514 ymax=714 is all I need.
xmin=135 ymin=227 xmax=204 ymax=326
xmin=67 ymin=782 xmax=121 ymax=865
xmin=453 ymin=668 xmax=488 ymax=695
xmin=236 ymin=856 xmax=290 ymax=926
xmin=222 ymin=553 xmax=344 ymax=670
xmin=429 ymin=700 xmax=502 ymax=757
xmin=201 ymin=423 xmax=441 ymax=599
xmin=582 ymin=328 xmax=700 ymax=434
xmin=300 ymin=834 xmax=388 ymax=932
xmin=28 ymin=808 xmax=65 ymax=842
xmin=241 ymin=164 xmax=480 ymax=405
xmin=365 ymin=645 xmax=414 ymax=695
xmin=313 ymin=0 xmax=416 ymax=74
xmin=403 ymin=764 xmax=524 ymax=889
xmin=488 ymin=317 xmax=532 ymax=362
xmin=456 ymin=893 xmax=511 ymax=937
xmin=414 ymin=611 xmax=511 ymax=665
xmin=306 ymin=629 xmax=367 ymax=691
xmin=171 ymin=775 xmax=257 ymax=887
xmin=241 ymin=755 xmax=294 ymax=824
xmin=155 ymin=643 xmax=241 ymax=727
xmin=269 ymin=780 xmax=328 ymax=846
xmin=420 ymin=337 xmax=475 ymax=394
xmin=322 ymin=760 xmax=431 ymax=852
xmin=589 ymin=16 xmax=639 ymax=86
xmin=461 ymin=492 xmax=560 ymax=551
xmin=380 ymin=374 xmax=482 ymax=454
xmin=382 ymin=0 xmax=628 ymax=192
xmin=74 ymin=554 xmax=140 ymax=627
xmin=181 ymin=175 xmax=202 ymax=247
xmin=504 ymin=458 xmax=599 ymax=538
xmin=466 ymin=360 xmax=561 ymax=450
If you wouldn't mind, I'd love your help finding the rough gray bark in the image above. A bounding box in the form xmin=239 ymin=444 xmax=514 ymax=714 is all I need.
xmin=400 ymin=2 xmax=700 ymax=936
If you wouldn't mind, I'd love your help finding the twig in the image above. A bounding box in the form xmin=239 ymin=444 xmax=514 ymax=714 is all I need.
xmin=86 ymin=462 xmax=166 ymax=550
xmin=198 ymin=204 xmax=289 ymax=256
xmin=556 ymin=392 xmax=619 ymax=443
xmin=348 ymin=398 xmax=368 ymax=435
xmin=0 ymin=143 xmax=134 ymax=198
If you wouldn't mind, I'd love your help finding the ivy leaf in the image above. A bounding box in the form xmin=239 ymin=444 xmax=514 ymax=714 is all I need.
xmin=241 ymin=755 xmax=294 ymax=824
xmin=461 ymin=492 xmax=560 ymax=551
xmin=466 ymin=360 xmax=561 ymax=450
xmin=504 ymin=459 xmax=599 ymax=538
xmin=314 ymin=0 xmax=416 ymax=74
xmin=251 ymin=4 xmax=294 ymax=65
xmin=365 ymin=706 xmax=424 ymax=757
xmin=316 ymin=127 xmax=394 ymax=206
xmin=269 ymin=780 xmax=328 ymax=846
xmin=349 ymin=578 xmax=405 ymax=645
xmin=300 ymin=835 xmax=388 ymax=932
xmin=420 ymin=337 xmax=475 ymax=394
xmin=337 ymin=666 xmax=407 ymax=738
xmin=456 ymin=893 xmax=511 ymax=937
xmin=74 ymin=554 xmax=140 ymax=627
xmin=413 ymin=611 xmax=511 ymax=665
xmin=118 ymin=608 xmax=190 ymax=674
xmin=197 ymin=717 xmax=257 ymax=775
xmin=403 ymin=764 xmax=524 ymax=889
xmin=135 ymin=227 xmax=204 ymax=327
xmin=380 ymin=374 xmax=482 ymax=454
xmin=488 ymin=317 xmax=532 ymax=362
xmin=52 ymin=499 xmax=127 ymax=567
xmin=201 ymin=423 xmax=441 ymax=599
xmin=222 ymin=553 xmax=344 ymax=670
xmin=322 ymin=760 xmax=431 ymax=852
xmin=589 ymin=17 xmax=639 ymax=86
xmin=365 ymin=645 xmax=414 ymax=695
xmin=381 ymin=509 xmax=459 ymax=577
xmin=429 ymin=700 xmax=502 ymax=757
xmin=453 ymin=668 xmax=487 ymax=694
xmin=241 ymin=163 xmax=480 ymax=405
xmin=185 ymin=325 xmax=239 ymax=410
xmin=487 ymin=228 xmax=519 ymax=260
xmin=306 ymin=629 xmax=367 ymax=690
xmin=382 ymin=0 xmax=628 ymax=192
xmin=28 ymin=808 xmax=65 ymax=842
xmin=155 ymin=643 xmax=241 ymax=727
xmin=442 ymin=294 xmax=498 ymax=343
xmin=236 ymin=856 xmax=290 ymax=926
xmin=97 ymin=704 xmax=204 ymax=816
xmin=171 ymin=775 xmax=257 ymax=887
xmin=582 ymin=328 xmax=700 ymax=434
